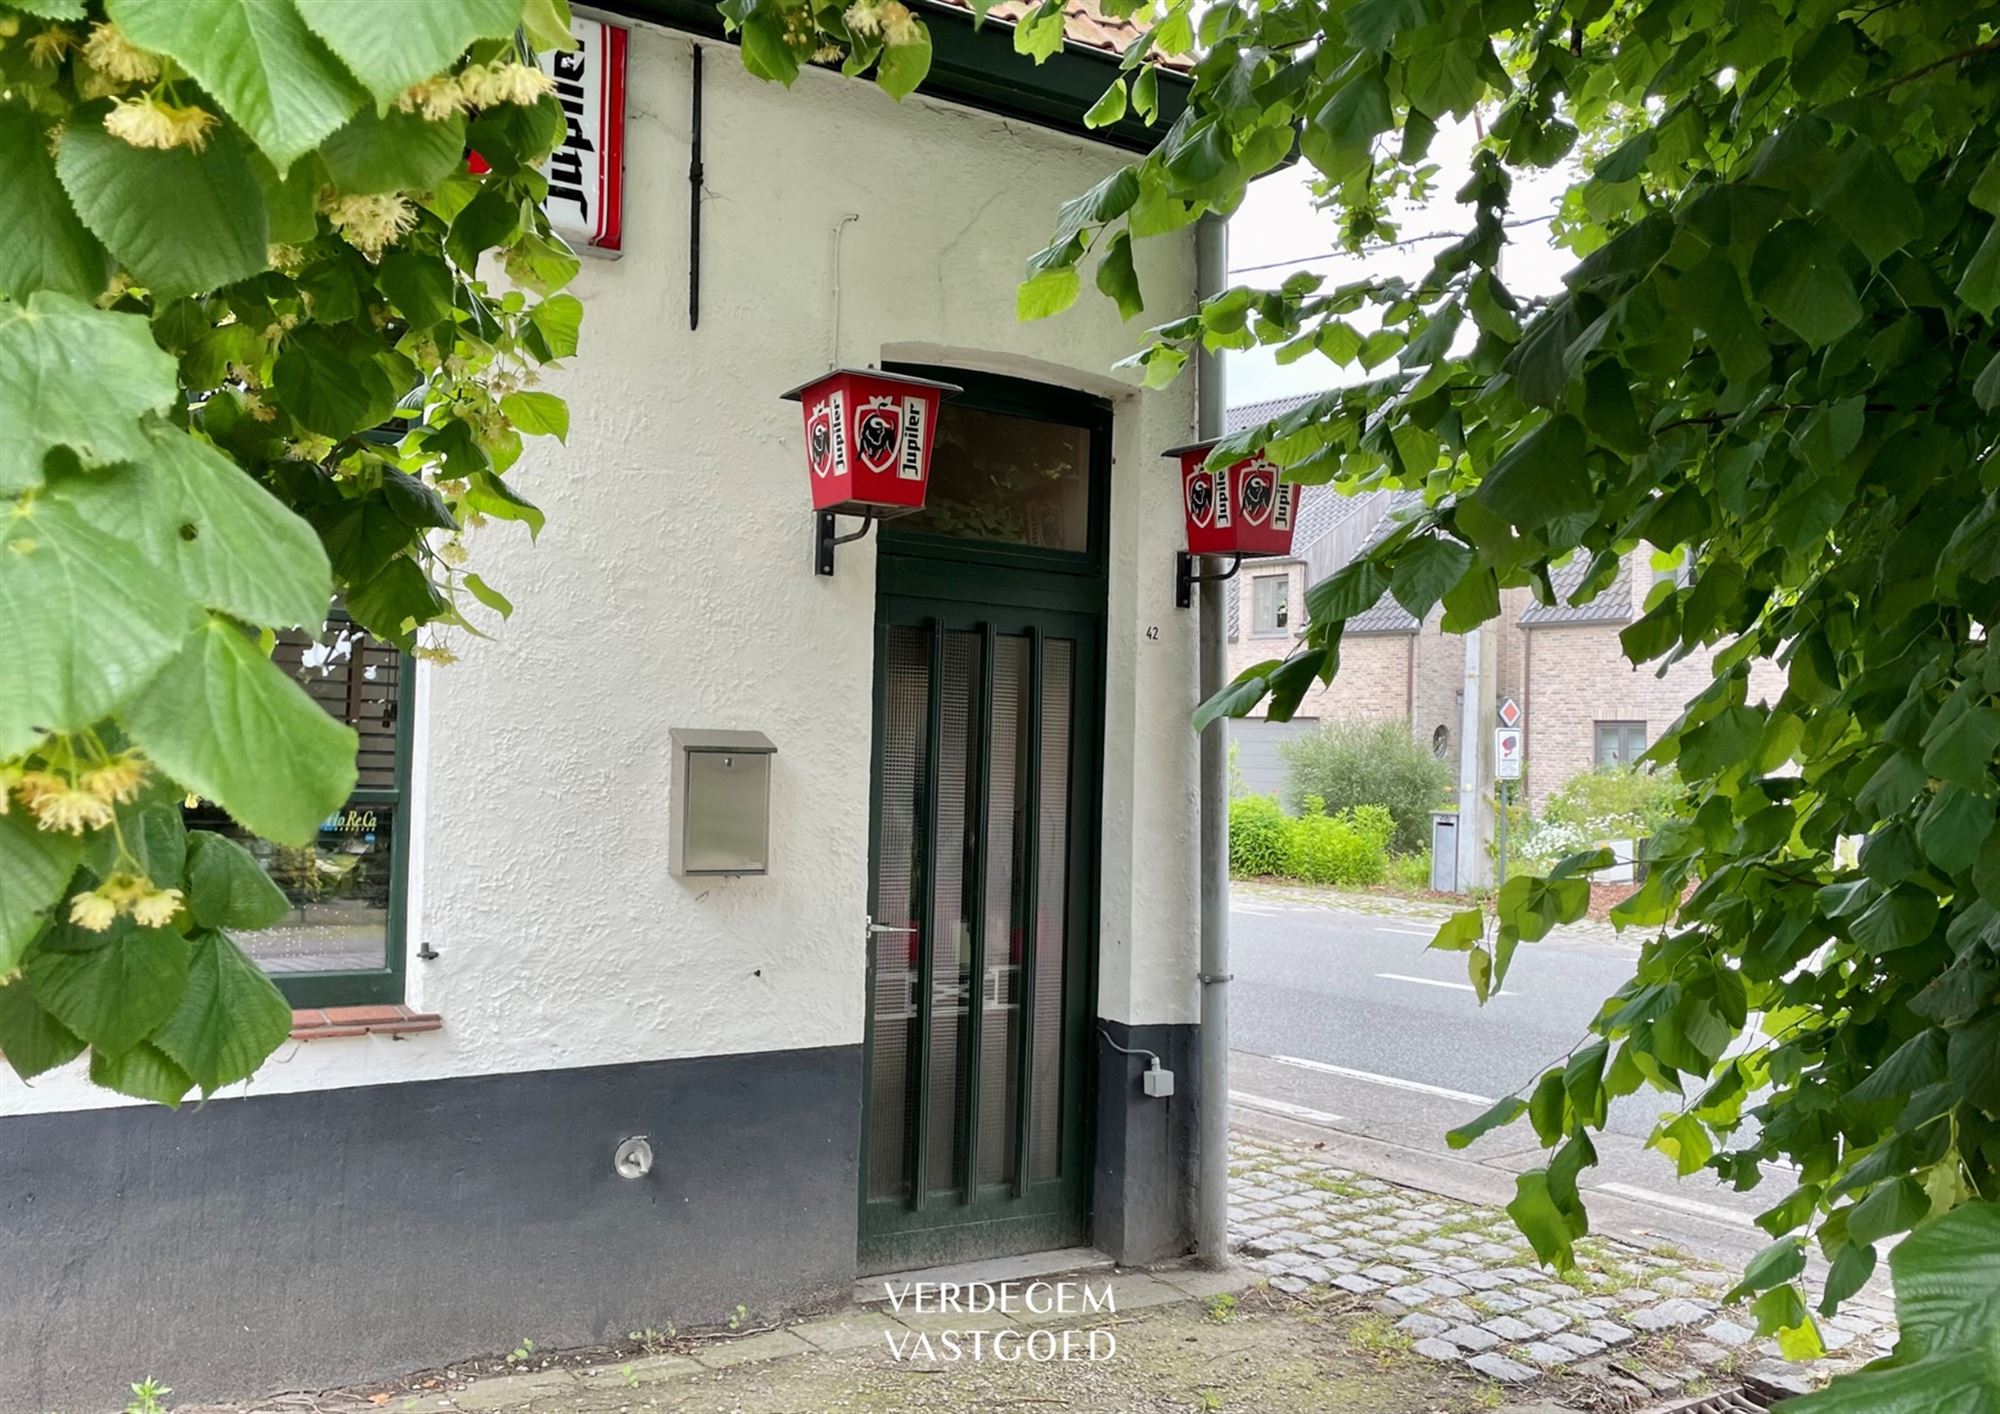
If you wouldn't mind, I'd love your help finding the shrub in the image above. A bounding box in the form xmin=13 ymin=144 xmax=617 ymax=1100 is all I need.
xmin=1229 ymin=794 xmax=1290 ymax=877
xmin=1542 ymin=766 xmax=1682 ymax=840
xmin=1280 ymin=720 xmax=1454 ymax=853
xmin=1388 ymin=850 xmax=1433 ymax=891
xmin=1283 ymin=804 xmax=1391 ymax=887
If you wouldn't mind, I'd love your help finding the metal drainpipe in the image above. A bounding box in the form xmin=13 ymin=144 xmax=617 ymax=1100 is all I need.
xmin=1194 ymin=213 xmax=1231 ymax=1267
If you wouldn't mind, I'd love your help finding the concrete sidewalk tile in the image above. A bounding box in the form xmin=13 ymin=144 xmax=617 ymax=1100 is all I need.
xmin=1158 ymin=1264 xmax=1259 ymax=1300
xmin=576 ymin=1353 xmax=703 ymax=1389
xmin=1099 ymin=1272 xmax=1192 ymax=1311
xmin=447 ymin=1369 xmax=581 ymax=1410
xmin=690 ymin=1328 xmax=815 ymax=1368
xmin=791 ymin=1310 xmax=903 ymax=1352
xmin=892 ymin=1306 xmax=1021 ymax=1335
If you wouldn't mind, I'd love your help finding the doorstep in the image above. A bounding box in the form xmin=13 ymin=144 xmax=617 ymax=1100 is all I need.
xmin=854 ymin=1245 xmax=1113 ymax=1306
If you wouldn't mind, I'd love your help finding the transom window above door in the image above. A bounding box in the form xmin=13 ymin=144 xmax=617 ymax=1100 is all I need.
xmin=901 ymin=406 xmax=1089 ymax=551
xmin=880 ymin=366 xmax=1112 ymax=576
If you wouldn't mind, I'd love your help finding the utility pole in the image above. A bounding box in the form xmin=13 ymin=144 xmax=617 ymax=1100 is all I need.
xmin=1455 ymin=622 xmax=1497 ymax=891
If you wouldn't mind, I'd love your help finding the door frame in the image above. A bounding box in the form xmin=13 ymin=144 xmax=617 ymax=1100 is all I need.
xmin=856 ymin=366 xmax=1113 ymax=1275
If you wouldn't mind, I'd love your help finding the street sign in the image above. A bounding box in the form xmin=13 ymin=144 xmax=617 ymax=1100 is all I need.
xmin=1495 ymin=727 xmax=1523 ymax=780
xmin=1497 ymin=697 xmax=1522 ymax=729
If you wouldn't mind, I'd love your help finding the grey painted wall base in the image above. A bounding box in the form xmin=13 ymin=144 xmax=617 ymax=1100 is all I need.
xmin=0 ymin=1045 xmax=861 ymax=1408
xmin=1092 ymin=1021 xmax=1197 ymax=1266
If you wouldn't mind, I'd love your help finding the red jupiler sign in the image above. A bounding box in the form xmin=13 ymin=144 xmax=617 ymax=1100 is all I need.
xmin=780 ymin=369 xmax=962 ymax=515
xmin=1163 ymin=440 xmax=1303 ymax=558
xmin=533 ymin=16 xmax=627 ymax=255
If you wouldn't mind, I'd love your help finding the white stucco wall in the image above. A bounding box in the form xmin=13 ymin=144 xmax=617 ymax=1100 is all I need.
xmin=1 ymin=20 xmax=1198 ymax=1119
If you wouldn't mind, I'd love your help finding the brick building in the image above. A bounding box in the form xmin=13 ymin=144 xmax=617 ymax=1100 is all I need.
xmin=1224 ymin=395 xmax=1779 ymax=809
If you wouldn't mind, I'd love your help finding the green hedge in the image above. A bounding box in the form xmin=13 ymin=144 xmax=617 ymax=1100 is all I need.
xmin=1228 ymin=794 xmax=1395 ymax=887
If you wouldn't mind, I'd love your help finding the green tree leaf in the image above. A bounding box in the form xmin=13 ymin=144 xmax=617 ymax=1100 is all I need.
xmin=1447 ymin=1095 xmax=1526 ymax=1149
xmin=120 ymin=615 xmax=358 ymax=846
xmin=0 ymin=496 xmax=191 ymax=760
xmin=0 ymin=810 xmax=86 ymax=976
xmin=1507 ymin=1168 xmax=1585 ymax=1269
xmin=153 ymin=929 xmax=296 ymax=1093
xmin=0 ymin=292 xmax=177 ymax=493
xmin=89 ymin=1040 xmax=194 ymax=1107
xmin=0 ymin=979 xmax=86 ymax=1081
xmin=294 ymin=0 xmax=524 ymax=109
xmin=183 ymin=832 xmax=291 ymax=931
xmin=876 ymin=25 xmax=933 ymax=101
xmin=1095 ymin=229 xmax=1143 ymax=320
xmin=0 ymin=104 xmax=110 ymax=302
xmin=56 ymin=116 xmax=269 ymax=298
xmin=1750 ymin=222 xmax=1862 ymax=348
xmin=1018 ymin=267 xmax=1082 ymax=321
xmin=25 ymin=916 xmax=191 ymax=1056
xmin=1389 ymin=535 xmax=1470 ymax=619
xmin=108 ymin=0 xmax=367 ymax=171
xmin=58 ymin=420 xmax=331 ymax=630
xmin=319 ymin=106 xmax=470 ymax=194
xmin=499 ymin=390 xmax=571 ymax=442
xmin=1476 ymin=415 xmax=1591 ymax=528
xmin=1785 ymin=1204 xmax=2000 ymax=1413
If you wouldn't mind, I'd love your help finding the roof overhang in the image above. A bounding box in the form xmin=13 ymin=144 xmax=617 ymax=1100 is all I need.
xmin=591 ymin=0 xmax=1190 ymax=153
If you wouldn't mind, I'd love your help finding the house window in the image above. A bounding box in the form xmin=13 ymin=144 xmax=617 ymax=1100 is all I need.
xmin=1594 ymin=721 xmax=1647 ymax=768
xmin=1251 ymin=574 xmax=1289 ymax=636
xmin=183 ymin=617 xmax=413 ymax=1006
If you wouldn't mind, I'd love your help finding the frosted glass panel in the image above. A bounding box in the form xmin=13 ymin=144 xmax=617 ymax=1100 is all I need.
xmin=1031 ymin=639 xmax=1072 ymax=1181
xmin=867 ymin=625 xmax=928 ymax=1200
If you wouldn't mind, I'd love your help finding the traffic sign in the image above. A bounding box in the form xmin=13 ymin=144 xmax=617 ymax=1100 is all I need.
xmin=1495 ymin=727 xmax=1523 ymax=780
xmin=1497 ymin=697 xmax=1522 ymax=729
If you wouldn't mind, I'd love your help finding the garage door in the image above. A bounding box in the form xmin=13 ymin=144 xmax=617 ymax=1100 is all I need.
xmin=1231 ymin=717 xmax=1321 ymax=806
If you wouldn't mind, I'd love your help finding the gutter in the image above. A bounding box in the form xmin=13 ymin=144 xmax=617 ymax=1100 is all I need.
xmin=1194 ymin=213 xmax=1230 ymax=1267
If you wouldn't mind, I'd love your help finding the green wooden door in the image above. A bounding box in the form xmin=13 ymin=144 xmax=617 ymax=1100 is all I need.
xmin=857 ymin=371 xmax=1108 ymax=1276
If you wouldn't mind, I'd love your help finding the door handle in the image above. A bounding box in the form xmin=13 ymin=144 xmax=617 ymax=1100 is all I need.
xmin=867 ymin=918 xmax=918 ymax=936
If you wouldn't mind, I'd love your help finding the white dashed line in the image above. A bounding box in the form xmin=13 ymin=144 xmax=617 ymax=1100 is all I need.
xmin=1374 ymin=971 xmax=1507 ymax=997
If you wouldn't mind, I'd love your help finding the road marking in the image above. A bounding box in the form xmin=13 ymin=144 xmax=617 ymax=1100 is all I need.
xmin=1594 ymin=1182 xmax=1756 ymax=1228
xmin=1375 ymin=971 xmax=1507 ymax=996
xmin=1265 ymin=1054 xmax=1495 ymax=1106
xmin=1230 ymin=1091 xmax=1346 ymax=1127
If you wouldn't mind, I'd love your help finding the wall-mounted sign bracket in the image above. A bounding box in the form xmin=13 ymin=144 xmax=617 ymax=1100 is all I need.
xmin=1175 ymin=551 xmax=1243 ymax=610
xmin=815 ymin=509 xmax=882 ymax=576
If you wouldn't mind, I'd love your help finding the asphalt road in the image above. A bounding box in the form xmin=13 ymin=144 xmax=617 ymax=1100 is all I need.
xmin=1225 ymin=891 xmax=1801 ymax=1270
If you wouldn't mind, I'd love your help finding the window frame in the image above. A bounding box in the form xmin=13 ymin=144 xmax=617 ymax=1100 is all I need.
xmin=1593 ymin=720 xmax=1647 ymax=769
xmin=877 ymin=364 xmax=1114 ymax=587
xmin=1249 ymin=572 xmax=1289 ymax=637
xmin=263 ymin=632 xmax=416 ymax=1009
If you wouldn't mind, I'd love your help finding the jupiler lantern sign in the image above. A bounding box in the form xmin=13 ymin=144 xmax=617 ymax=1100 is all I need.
xmin=781 ymin=367 xmax=960 ymax=575
xmin=1162 ymin=439 xmax=1306 ymax=607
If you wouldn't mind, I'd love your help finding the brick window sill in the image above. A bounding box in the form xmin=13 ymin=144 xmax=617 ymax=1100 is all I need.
xmin=290 ymin=1005 xmax=442 ymax=1041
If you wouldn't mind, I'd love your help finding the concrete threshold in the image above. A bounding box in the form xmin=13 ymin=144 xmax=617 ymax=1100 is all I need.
xmin=854 ymin=1245 xmax=1113 ymax=1306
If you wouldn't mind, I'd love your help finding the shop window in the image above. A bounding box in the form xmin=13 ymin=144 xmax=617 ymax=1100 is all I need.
xmin=1250 ymin=574 xmax=1289 ymax=636
xmin=1594 ymin=720 xmax=1646 ymax=768
xmin=183 ymin=615 xmax=412 ymax=1006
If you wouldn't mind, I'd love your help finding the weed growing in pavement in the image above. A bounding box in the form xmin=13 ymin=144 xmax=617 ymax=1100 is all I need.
xmin=506 ymin=1337 xmax=536 ymax=1366
xmin=1348 ymin=1313 xmax=1413 ymax=1359
xmin=1206 ymin=1293 xmax=1239 ymax=1323
xmin=124 ymin=1380 xmax=170 ymax=1414
xmin=727 ymin=1304 xmax=748 ymax=1331
xmin=1306 ymin=1174 xmax=1368 ymax=1199
xmin=1471 ymin=1382 xmax=1506 ymax=1410
xmin=619 ymin=1363 xmax=639 ymax=1389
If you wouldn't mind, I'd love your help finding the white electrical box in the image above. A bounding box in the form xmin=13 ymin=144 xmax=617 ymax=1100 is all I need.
xmin=669 ymin=728 xmax=777 ymax=877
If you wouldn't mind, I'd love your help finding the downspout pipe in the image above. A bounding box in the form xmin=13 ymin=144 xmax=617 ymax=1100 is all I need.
xmin=1194 ymin=213 xmax=1231 ymax=1268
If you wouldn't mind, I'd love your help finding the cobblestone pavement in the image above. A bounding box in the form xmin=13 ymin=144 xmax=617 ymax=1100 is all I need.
xmin=1229 ymin=1134 xmax=1896 ymax=1399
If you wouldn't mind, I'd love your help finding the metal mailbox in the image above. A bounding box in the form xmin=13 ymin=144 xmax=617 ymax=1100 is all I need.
xmin=669 ymin=728 xmax=777 ymax=877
